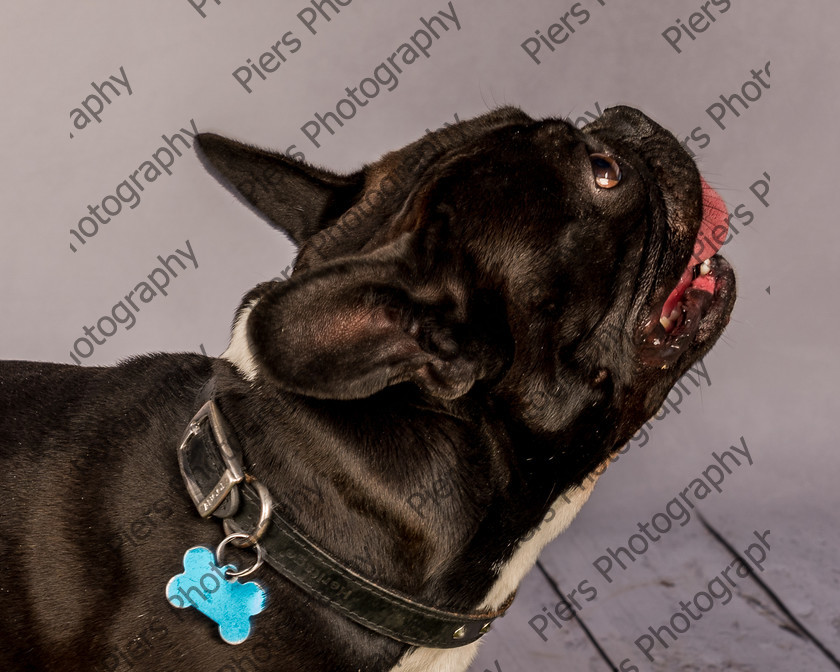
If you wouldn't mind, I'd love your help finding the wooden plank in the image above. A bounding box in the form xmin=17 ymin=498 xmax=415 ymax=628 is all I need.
xmin=535 ymin=505 xmax=836 ymax=671
xmin=699 ymin=503 xmax=840 ymax=667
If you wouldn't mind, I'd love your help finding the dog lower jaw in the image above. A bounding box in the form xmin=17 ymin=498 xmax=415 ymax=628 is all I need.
xmin=638 ymin=255 xmax=735 ymax=367
xmin=392 ymin=471 xmax=605 ymax=672
xmin=221 ymin=298 xmax=260 ymax=381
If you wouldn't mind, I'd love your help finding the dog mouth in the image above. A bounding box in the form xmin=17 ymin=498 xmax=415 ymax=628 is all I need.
xmin=638 ymin=178 xmax=736 ymax=366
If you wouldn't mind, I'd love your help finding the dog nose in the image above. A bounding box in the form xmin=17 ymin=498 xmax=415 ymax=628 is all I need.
xmin=587 ymin=105 xmax=658 ymax=136
xmin=589 ymin=107 xmax=728 ymax=256
xmin=582 ymin=105 xmax=704 ymax=241
xmin=583 ymin=106 xmax=693 ymax=171
xmin=585 ymin=106 xmax=699 ymax=178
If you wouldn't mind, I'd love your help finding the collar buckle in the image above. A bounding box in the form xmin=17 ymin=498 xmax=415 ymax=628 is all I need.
xmin=177 ymin=400 xmax=245 ymax=519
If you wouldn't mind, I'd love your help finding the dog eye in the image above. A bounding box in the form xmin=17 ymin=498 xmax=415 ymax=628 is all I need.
xmin=590 ymin=153 xmax=621 ymax=189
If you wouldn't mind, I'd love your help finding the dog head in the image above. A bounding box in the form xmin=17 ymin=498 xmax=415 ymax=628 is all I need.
xmin=197 ymin=106 xmax=735 ymax=483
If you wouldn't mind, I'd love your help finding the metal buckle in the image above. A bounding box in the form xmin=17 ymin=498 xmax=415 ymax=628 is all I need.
xmin=177 ymin=400 xmax=245 ymax=518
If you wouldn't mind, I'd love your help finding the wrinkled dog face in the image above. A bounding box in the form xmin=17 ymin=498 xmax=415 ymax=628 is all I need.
xmin=197 ymin=105 xmax=735 ymax=484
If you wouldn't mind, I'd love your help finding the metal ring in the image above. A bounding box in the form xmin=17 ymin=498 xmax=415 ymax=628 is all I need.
xmin=216 ymin=532 xmax=265 ymax=579
xmin=223 ymin=476 xmax=273 ymax=548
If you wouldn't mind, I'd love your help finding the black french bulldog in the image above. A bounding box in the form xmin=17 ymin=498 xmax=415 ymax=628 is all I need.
xmin=0 ymin=105 xmax=735 ymax=672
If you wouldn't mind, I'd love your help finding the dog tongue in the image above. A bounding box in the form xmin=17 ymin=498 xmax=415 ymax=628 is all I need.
xmin=696 ymin=177 xmax=728 ymax=260
xmin=661 ymin=178 xmax=728 ymax=317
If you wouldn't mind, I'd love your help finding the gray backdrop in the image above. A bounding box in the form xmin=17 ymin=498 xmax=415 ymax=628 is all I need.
xmin=2 ymin=1 xmax=838 ymax=670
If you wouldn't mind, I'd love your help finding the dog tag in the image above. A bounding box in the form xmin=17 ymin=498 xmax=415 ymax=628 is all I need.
xmin=166 ymin=546 xmax=267 ymax=644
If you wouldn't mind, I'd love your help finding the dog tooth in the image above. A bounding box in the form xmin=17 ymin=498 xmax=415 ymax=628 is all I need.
xmin=659 ymin=315 xmax=672 ymax=331
xmin=699 ymin=261 xmax=711 ymax=276
xmin=668 ymin=308 xmax=681 ymax=323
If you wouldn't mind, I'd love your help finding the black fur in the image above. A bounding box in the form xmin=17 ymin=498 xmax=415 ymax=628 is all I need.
xmin=0 ymin=106 xmax=735 ymax=671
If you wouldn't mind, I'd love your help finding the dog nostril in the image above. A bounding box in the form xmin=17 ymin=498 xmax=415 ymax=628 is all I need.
xmin=590 ymin=153 xmax=621 ymax=188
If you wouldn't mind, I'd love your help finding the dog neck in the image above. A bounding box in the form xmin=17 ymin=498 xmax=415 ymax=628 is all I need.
xmin=211 ymin=316 xmax=610 ymax=668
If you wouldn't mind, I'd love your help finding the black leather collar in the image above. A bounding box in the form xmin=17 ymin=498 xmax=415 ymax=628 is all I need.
xmin=176 ymin=382 xmax=513 ymax=649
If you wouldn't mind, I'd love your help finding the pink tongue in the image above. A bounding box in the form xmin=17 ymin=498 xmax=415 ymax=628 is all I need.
xmin=694 ymin=177 xmax=728 ymax=263
xmin=661 ymin=178 xmax=728 ymax=317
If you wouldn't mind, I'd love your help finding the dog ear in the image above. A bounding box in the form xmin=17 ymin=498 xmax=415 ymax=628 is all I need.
xmin=245 ymin=233 xmax=509 ymax=400
xmin=196 ymin=133 xmax=364 ymax=246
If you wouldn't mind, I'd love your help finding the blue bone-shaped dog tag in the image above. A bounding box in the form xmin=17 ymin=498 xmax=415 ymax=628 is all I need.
xmin=166 ymin=546 xmax=267 ymax=644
